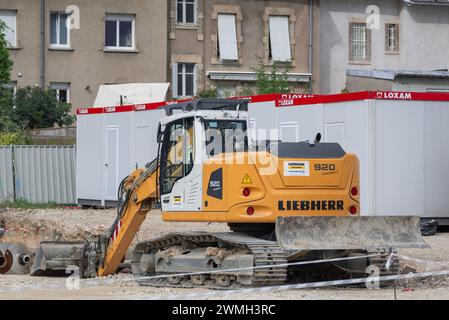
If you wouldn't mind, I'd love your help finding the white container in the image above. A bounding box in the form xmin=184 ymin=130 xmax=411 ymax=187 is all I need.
xmin=76 ymin=103 xmax=166 ymax=206
xmin=76 ymin=91 xmax=449 ymax=224
xmin=259 ymin=91 xmax=449 ymax=224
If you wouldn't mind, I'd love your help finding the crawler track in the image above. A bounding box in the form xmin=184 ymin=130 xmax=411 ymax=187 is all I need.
xmin=131 ymin=232 xmax=288 ymax=290
xmin=131 ymin=231 xmax=400 ymax=290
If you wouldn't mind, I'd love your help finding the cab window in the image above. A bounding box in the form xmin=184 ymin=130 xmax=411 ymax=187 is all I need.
xmin=205 ymin=120 xmax=247 ymax=157
xmin=160 ymin=117 xmax=195 ymax=195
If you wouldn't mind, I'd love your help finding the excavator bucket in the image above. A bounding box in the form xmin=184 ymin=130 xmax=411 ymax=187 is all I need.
xmin=30 ymin=241 xmax=85 ymax=276
xmin=276 ymin=216 xmax=428 ymax=252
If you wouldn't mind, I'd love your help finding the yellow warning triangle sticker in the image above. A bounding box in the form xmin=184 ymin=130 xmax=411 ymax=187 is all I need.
xmin=242 ymin=174 xmax=253 ymax=185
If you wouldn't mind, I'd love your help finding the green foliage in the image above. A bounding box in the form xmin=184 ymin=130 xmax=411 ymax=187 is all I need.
xmin=253 ymin=57 xmax=293 ymax=94
xmin=0 ymin=199 xmax=57 ymax=209
xmin=0 ymin=28 xmax=74 ymax=132
xmin=237 ymin=85 xmax=254 ymax=97
xmin=0 ymin=21 xmax=16 ymax=132
xmin=13 ymin=86 xmax=75 ymax=129
xmin=0 ymin=21 xmax=13 ymax=86
xmin=0 ymin=131 xmax=31 ymax=145
xmin=0 ymin=86 xmax=17 ymax=132
xmin=303 ymin=81 xmax=312 ymax=94
xmin=196 ymin=87 xmax=220 ymax=99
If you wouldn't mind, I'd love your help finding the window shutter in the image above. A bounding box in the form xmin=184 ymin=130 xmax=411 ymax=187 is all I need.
xmin=385 ymin=24 xmax=389 ymax=52
xmin=366 ymin=27 xmax=372 ymax=61
xmin=395 ymin=24 xmax=400 ymax=52
xmin=172 ymin=63 xmax=178 ymax=99
xmin=269 ymin=16 xmax=291 ymax=62
xmin=349 ymin=23 xmax=353 ymax=61
xmin=217 ymin=14 xmax=238 ymax=60
xmin=0 ymin=11 xmax=16 ymax=47
xmin=193 ymin=64 xmax=197 ymax=96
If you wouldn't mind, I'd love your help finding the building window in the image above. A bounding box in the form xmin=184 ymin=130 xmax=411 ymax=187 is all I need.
xmin=349 ymin=22 xmax=371 ymax=62
xmin=172 ymin=63 xmax=196 ymax=98
xmin=269 ymin=16 xmax=291 ymax=62
xmin=385 ymin=23 xmax=399 ymax=53
xmin=0 ymin=10 xmax=17 ymax=47
xmin=49 ymin=83 xmax=70 ymax=103
xmin=217 ymin=14 xmax=238 ymax=61
xmin=50 ymin=13 xmax=70 ymax=48
xmin=105 ymin=14 xmax=135 ymax=50
xmin=177 ymin=0 xmax=196 ymax=24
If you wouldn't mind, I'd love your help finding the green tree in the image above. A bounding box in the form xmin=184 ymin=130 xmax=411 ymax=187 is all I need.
xmin=14 ymin=86 xmax=75 ymax=129
xmin=196 ymin=87 xmax=220 ymax=99
xmin=0 ymin=21 xmax=15 ymax=132
xmin=0 ymin=87 xmax=16 ymax=132
xmin=0 ymin=21 xmax=13 ymax=85
xmin=253 ymin=57 xmax=293 ymax=94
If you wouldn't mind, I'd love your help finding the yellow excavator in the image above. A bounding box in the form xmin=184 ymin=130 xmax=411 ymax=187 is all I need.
xmin=29 ymin=99 xmax=426 ymax=288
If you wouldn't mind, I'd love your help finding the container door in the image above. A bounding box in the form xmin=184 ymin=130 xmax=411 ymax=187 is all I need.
xmin=105 ymin=126 xmax=118 ymax=200
xmin=135 ymin=125 xmax=151 ymax=168
xmin=280 ymin=121 xmax=299 ymax=142
xmin=325 ymin=122 xmax=345 ymax=148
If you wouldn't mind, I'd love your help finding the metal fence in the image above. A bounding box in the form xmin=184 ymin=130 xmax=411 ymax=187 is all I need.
xmin=0 ymin=145 xmax=76 ymax=204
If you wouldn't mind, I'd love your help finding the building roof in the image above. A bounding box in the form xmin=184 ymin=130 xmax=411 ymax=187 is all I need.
xmin=347 ymin=69 xmax=449 ymax=80
xmin=403 ymin=0 xmax=449 ymax=6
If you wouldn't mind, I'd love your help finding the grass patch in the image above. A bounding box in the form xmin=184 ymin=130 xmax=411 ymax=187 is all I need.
xmin=0 ymin=199 xmax=58 ymax=209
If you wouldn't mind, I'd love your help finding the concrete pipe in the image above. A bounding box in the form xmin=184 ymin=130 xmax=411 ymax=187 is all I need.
xmin=0 ymin=243 xmax=32 ymax=275
xmin=0 ymin=243 xmax=13 ymax=274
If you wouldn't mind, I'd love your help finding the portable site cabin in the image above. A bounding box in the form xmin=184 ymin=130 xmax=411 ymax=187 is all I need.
xmin=77 ymin=103 xmax=165 ymax=207
xmin=249 ymin=91 xmax=449 ymax=224
xmin=76 ymin=91 xmax=449 ymax=225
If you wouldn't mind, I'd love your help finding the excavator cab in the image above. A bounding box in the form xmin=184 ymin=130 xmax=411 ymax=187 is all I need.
xmin=157 ymin=100 xmax=249 ymax=214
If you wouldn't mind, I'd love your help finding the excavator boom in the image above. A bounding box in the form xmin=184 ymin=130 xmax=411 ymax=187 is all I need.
xmin=31 ymin=160 xmax=159 ymax=277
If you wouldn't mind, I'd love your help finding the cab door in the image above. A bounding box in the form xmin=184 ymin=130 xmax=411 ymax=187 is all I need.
xmin=159 ymin=117 xmax=202 ymax=212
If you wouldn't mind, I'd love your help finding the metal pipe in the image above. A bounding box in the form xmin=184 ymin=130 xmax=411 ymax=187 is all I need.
xmin=308 ymin=0 xmax=314 ymax=93
xmin=19 ymin=254 xmax=31 ymax=266
xmin=40 ymin=0 xmax=46 ymax=88
xmin=0 ymin=249 xmax=13 ymax=274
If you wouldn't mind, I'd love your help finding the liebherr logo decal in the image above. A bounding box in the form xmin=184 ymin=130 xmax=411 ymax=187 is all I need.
xmin=278 ymin=200 xmax=344 ymax=211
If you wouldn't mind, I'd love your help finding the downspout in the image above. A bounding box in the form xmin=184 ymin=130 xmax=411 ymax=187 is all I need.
xmin=308 ymin=0 xmax=313 ymax=93
xmin=40 ymin=0 xmax=46 ymax=88
xmin=167 ymin=0 xmax=171 ymax=99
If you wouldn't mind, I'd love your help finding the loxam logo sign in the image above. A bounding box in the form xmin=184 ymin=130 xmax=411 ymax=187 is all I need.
xmin=376 ymin=92 xmax=413 ymax=100
xmin=134 ymin=104 xmax=146 ymax=111
xmin=280 ymin=94 xmax=315 ymax=99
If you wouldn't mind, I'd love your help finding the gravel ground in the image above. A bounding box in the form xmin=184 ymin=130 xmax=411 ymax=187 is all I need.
xmin=1 ymin=207 xmax=449 ymax=300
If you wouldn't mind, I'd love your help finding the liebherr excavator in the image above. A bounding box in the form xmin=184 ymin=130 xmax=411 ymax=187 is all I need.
xmin=28 ymin=99 xmax=426 ymax=288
